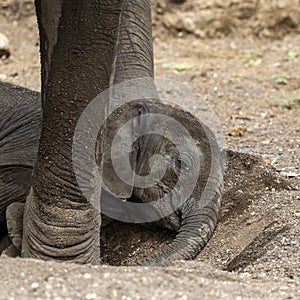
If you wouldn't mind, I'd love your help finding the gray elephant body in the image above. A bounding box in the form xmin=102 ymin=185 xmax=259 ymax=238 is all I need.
xmin=0 ymin=82 xmax=40 ymax=230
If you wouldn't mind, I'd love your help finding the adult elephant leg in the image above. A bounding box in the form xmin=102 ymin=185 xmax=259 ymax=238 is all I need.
xmin=22 ymin=0 xmax=125 ymax=264
xmin=112 ymin=0 xmax=155 ymax=83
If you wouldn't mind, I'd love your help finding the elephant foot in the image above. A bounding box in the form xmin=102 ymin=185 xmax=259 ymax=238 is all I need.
xmin=0 ymin=202 xmax=24 ymax=258
xmin=21 ymin=188 xmax=101 ymax=264
xmin=1 ymin=244 xmax=21 ymax=258
xmin=6 ymin=202 xmax=24 ymax=252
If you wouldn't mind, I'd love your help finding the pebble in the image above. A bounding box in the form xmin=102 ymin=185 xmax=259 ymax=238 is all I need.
xmin=270 ymin=62 xmax=281 ymax=68
xmin=230 ymin=41 xmax=237 ymax=49
xmin=0 ymin=74 xmax=7 ymax=80
xmin=294 ymin=211 xmax=300 ymax=217
xmin=85 ymin=293 xmax=98 ymax=299
xmin=83 ymin=273 xmax=92 ymax=279
xmin=0 ymin=33 xmax=10 ymax=58
xmin=281 ymin=172 xmax=298 ymax=178
xmin=31 ymin=282 xmax=39 ymax=290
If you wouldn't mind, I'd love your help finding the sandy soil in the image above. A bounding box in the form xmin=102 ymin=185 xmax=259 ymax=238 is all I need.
xmin=0 ymin=0 xmax=299 ymax=299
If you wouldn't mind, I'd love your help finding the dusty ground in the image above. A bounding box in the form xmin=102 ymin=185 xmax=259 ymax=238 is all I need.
xmin=0 ymin=0 xmax=299 ymax=299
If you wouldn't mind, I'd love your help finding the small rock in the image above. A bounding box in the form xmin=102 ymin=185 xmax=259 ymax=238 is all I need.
xmin=0 ymin=33 xmax=10 ymax=59
xmin=30 ymin=282 xmax=39 ymax=290
xmin=281 ymin=172 xmax=298 ymax=178
xmin=85 ymin=293 xmax=98 ymax=300
xmin=182 ymin=17 xmax=196 ymax=32
xmin=270 ymin=62 xmax=281 ymax=68
xmin=230 ymin=41 xmax=237 ymax=49
xmin=83 ymin=273 xmax=92 ymax=279
xmin=0 ymin=74 xmax=7 ymax=81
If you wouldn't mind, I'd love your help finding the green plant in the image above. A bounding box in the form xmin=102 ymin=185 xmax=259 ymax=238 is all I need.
xmin=162 ymin=62 xmax=194 ymax=71
xmin=284 ymin=51 xmax=298 ymax=61
xmin=272 ymin=94 xmax=300 ymax=108
xmin=272 ymin=74 xmax=288 ymax=85
xmin=247 ymin=58 xmax=262 ymax=67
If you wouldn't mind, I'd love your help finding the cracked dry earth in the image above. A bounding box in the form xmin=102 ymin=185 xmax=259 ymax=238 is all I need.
xmin=0 ymin=1 xmax=300 ymax=299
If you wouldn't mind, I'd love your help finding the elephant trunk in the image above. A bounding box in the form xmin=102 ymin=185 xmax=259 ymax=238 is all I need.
xmin=174 ymin=189 xmax=222 ymax=260
xmin=140 ymin=183 xmax=222 ymax=266
xmin=22 ymin=188 xmax=100 ymax=263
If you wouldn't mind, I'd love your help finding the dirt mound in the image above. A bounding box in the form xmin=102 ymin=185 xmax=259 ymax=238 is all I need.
xmin=151 ymin=0 xmax=300 ymax=39
xmin=101 ymin=150 xmax=299 ymax=280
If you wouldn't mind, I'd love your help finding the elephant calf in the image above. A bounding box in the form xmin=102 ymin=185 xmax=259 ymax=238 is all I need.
xmin=0 ymin=80 xmax=223 ymax=265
